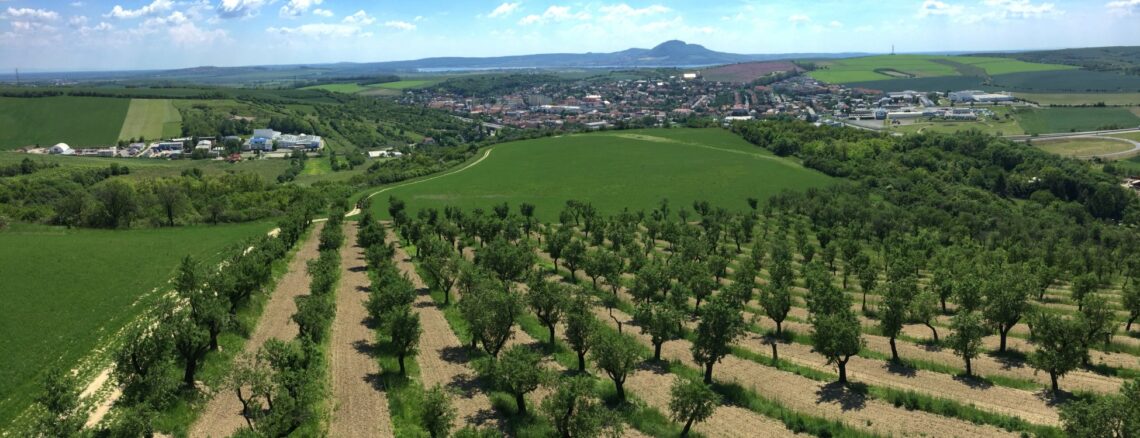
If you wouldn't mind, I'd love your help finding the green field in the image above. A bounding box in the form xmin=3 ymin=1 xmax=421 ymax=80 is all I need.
xmin=302 ymin=79 xmax=440 ymax=95
xmin=0 ymin=96 xmax=130 ymax=149
xmin=0 ymin=222 xmax=272 ymax=425
xmin=1109 ymin=132 xmax=1140 ymax=142
xmin=1014 ymin=92 xmax=1140 ymax=106
xmin=368 ymin=128 xmax=833 ymax=221
xmin=810 ymin=55 xmax=1074 ymax=85
xmin=372 ymin=79 xmax=440 ymax=90
xmin=117 ymin=99 xmax=182 ymax=141
xmin=0 ymin=153 xmax=293 ymax=182
xmin=301 ymin=83 xmax=371 ymax=93
xmin=1035 ymin=138 xmax=1136 ymax=157
xmin=1016 ymin=107 xmax=1140 ymax=134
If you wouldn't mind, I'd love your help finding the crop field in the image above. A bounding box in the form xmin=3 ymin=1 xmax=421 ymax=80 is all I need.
xmin=367 ymin=129 xmax=833 ymax=221
xmin=809 ymin=55 xmax=1071 ymax=84
xmin=1016 ymin=107 xmax=1140 ymax=134
xmin=701 ymin=62 xmax=801 ymax=83
xmin=991 ymin=70 xmax=1140 ymax=93
xmin=1035 ymin=138 xmax=1136 ymax=157
xmin=0 ymin=96 xmax=130 ymax=149
xmin=117 ymin=99 xmax=182 ymax=141
xmin=0 ymin=221 xmax=272 ymax=425
xmin=1014 ymin=92 xmax=1140 ymax=106
xmin=301 ymin=83 xmax=371 ymax=94
xmin=372 ymin=79 xmax=441 ymax=89
xmin=890 ymin=117 xmax=1025 ymax=136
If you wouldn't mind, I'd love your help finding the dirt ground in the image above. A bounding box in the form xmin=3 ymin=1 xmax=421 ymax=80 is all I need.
xmin=328 ymin=222 xmax=394 ymax=437
xmin=189 ymin=222 xmax=325 ymax=438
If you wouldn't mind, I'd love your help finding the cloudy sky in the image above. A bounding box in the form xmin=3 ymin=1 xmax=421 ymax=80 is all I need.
xmin=1 ymin=0 xmax=1138 ymax=71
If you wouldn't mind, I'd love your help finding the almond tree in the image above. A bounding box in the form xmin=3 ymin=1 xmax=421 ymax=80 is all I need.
xmin=592 ymin=331 xmax=641 ymax=401
xmin=692 ymin=296 xmax=746 ymax=383
xmin=634 ymin=301 xmax=683 ymax=361
xmin=947 ymin=311 xmax=988 ymax=376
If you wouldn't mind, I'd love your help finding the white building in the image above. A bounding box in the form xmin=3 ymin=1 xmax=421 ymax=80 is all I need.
xmin=49 ymin=143 xmax=72 ymax=155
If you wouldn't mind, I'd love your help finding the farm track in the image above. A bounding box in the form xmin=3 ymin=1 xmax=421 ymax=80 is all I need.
xmin=362 ymin=149 xmax=493 ymax=203
xmin=189 ymin=222 xmax=325 ymax=438
xmin=328 ymin=222 xmax=394 ymax=438
xmin=385 ymin=229 xmax=505 ymax=430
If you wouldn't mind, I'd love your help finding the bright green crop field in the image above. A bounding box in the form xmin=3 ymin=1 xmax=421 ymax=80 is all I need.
xmin=0 ymin=96 xmax=130 ymax=149
xmin=368 ymin=128 xmax=834 ymax=221
xmin=0 ymin=222 xmax=272 ymax=424
xmin=1016 ymin=107 xmax=1140 ymax=134
xmin=117 ymin=99 xmax=182 ymax=141
xmin=810 ymin=55 xmax=1074 ymax=84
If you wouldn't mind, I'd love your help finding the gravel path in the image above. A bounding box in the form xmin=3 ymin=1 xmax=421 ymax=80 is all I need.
xmin=328 ymin=222 xmax=394 ymax=438
xmin=189 ymin=222 xmax=325 ymax=438
xmin=386 ymin=229 xmax=505 ymax=430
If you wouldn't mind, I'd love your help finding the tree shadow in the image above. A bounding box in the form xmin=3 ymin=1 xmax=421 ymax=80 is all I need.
xmin=355 ymin=285 xmax=370 ymax=293
xmin=439 ymin=345 xmax=471 ymax=365
xmin=348 ymin=265 xmax=367 ymax=273
xmin=953 ymin=374 xmax=994 ymax=390
xmin=352 ymin=339 xmax=377 ymax=357
xmin=815 ymin=382 xmax=867 ymax=411
xmin=1042 ymin=388 xmax=1078 ymax=406
xmin=364 ymin=371 xmax=385 ymax=391
xmin=987 ymin=349 xmax=1028 ymax=370
xmin=448 ymin=372 xmax=484 ymax=398
xmin=884 ymin=360 xmax=918 ymax=378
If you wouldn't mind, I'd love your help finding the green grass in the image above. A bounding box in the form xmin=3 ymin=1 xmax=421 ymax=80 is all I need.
xmin=368 ymin=128 xmax=833 ymax=222
xmin=810 ymin=55 xmax=1073 ymax=84
xmin=1015 ymin=92 xmax=1140 ymax=106
xmin=0 ymin=221 xmax=272 ymax=426
xmin=300 ymin=83 xmax=371 ymax=94
xmin=373 ymin=80 xmax=441 ymax=90
xmin=1016 ymin=107 xmax=1140 ymax=134
xmin=1036 ymin=138 xmax=1136 ymax=157
xmin=0 ymin=153 xmax=293 ymax=183
xmin=117 ymin=99 xmax=182 ymax=141
xmin=0 ymin=96 xmax=130 ymax=149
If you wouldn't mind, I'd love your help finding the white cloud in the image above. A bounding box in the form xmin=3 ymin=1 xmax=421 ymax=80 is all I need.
xmin=384 ymin=20 xmax=416 ymax=31
xmin=104 ymin=0 xmax=172 ymax=19
xmin=268 ymin=22 xmax=365 ymax=38
xmin=788 ymin=14 xmax=811 ymax=24
xmin=216 ymin=0 xmax=269 ymax=19
xmin=488 ymin=2 xmax=519 ymax=18
xmin=598 ymin=4 xmax=670 ymax=19
xmin=917 ymin=0 xmax=963 ymax=17
xmin=1106 ymin=0 xmax=1140 ymax=14
xmin=168 ymin=21 xmax=227 ymax=46
xmin=342 ymin=10 xmax=375 ymax=25
xmin=982 ymin=0 xmax=1057 ymax=18
xmin=279 ymin=0 xmax=322 ymax=18
xmin=70 ymin=2 xmax=86 ymax=7
xmin=518 ymin=5 xmax=590 ymax=25
xmin=5 ymin=7 xmax=61 ymax=21
xmin=78 ymin=21 xmax=114 ymax=36
xmin=68 ymin=15 xmax=88 ymax=28
xmin=312 ymin=8 xmax=333 ymax=17
xmin=829 ymin=20 xmax=844 ymax=28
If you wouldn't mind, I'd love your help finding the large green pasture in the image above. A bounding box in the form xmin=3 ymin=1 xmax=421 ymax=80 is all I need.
xmin=1016 ymin=107 xmax=1140 ymax=134
xmin=0 ymin=222 xmax=272 ymax=425
xmin=368 ymin=128 xmax=833 ymax=221
xmin=372 ymin=79 xmax=441 ymax=90
xmin=810 ymin=55 xmax=1073 ymax=84
xmin=117 ymin=99 xmax=182 ymax=141
xmin=0 ymin=96 xmax=129 ymax=149
xmin=301 ymin=83 xmax=371 ymax=93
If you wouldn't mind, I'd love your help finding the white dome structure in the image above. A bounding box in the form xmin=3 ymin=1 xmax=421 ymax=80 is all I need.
xmin=49 ymin=143 xmax=72 ymax=155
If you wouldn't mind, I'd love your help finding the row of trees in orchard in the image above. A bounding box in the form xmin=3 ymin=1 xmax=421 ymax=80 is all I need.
xmin=27 ymin=202 xmax=317 ymax=437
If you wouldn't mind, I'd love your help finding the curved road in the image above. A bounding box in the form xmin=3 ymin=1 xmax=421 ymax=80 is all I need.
xmin=1033 ymin=134 xmax=1140 ymax=160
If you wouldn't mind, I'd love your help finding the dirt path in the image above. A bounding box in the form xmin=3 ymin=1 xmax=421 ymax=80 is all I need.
xmin=594 ymin=307 xmax=1017 ymax=437
xmin=189 ymin=222 xmax=325 ymax=438
xmin=328 ymin=223 xmax=394 ymax=437
xmin=386 ymin=229 xmax=505 ymax=430
xmin=362 ymin=149 xmax=494 ymax=203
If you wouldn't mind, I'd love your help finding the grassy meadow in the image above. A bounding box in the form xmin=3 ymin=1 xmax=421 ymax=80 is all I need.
xmin=117 ymin=99 xmax=183 ymax=141
xmin=1017 ymin=107 xmax=1140 ymax=134
xmin=809 ymin=55 xmax=1072 ymax=84
xmin=0 ymin=222 xmax=272 ymax=425
xmin=1035 ymin=138 xmax=1136 ymax=157
xmin=368 ymin=128 xmax=834 ymax=221
xmin=1014 ymin=92 xmax=1140 ymax=106
xmin=0 ymin=96 xmax=130 ymax=149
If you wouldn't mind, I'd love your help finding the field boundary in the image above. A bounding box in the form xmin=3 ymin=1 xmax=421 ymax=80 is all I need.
xmin=361 ymin=148 xmax=494 ymax=202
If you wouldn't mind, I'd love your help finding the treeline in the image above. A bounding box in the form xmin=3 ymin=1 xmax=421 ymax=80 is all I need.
xmin=436 ymin=73 xmax=564 ymax=97
xmin=0 ymin=167 xmax=319 ymax=228
xmin=0 ymin=158 xmax=59 ymax=177
xmin=27 ymin=206 xmax=317 ymax=437
xmin=181 ymin=104 xmax=254 ymax=138
xmin=731 ymin=120 xmax=1139 ymax=222
xmin=293 ymin=75 xmax=401 ymax=89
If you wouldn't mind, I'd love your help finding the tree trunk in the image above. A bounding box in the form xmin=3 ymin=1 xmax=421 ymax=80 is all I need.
xmin=592 ymin=277 xmax=598 ymax=289
xmin=577 ymin=351 xmax=586 ymax=372
xmin=862 ymin=291 xmax=867 ymax=312
xmin=694 ymin=297 xmax=703 ymax=316
xmin=470 ymin=336 xmax=478 ymax=350
xmin=681 ymin=419 xmax=695 ymax=437
xmin=614 ymin=379 xmax=626 ymax=401
xmin=183 ymin=360 xmax=198 ymax=388
xmin=444 ymin=289 xmax=450 ymax=305
xmin=964 ymin=357 xmax=972 ymax=377
xmin=999 ymin=327 xmax=1009 ymax=352
xmin=398 ymin=355 xmax=406 ymax=375
xmin=703 ymin=362 xmax=715 ymax=384
xmin=940 ymin=297 xmax=947 ymax=314
xmin=889 ymin=336 xmax=899 ymax=362
xmin=770 ymin=341 xmax=779 ymax=363
xmin=838 ymin=359 xmax=848 ymax=385
xmin=209 ymin=329 xmax=220 ymax=351
xmin=926 ymin=322 xmax=939 ymax=343
xmin=1050 ymin=372 xmax=1059 ymax=396
xmin=515 ymin=392 xmax=527 ymax=416
xmin=654 ymin=342 xmax=663 ymax=361
xmin=547 ymin=324 xmax=556 ymax=346
xmin=1127 ymin=315 xmax=1136 ymax=332
xmin=776 ymin=320 xmax=783 ymax=335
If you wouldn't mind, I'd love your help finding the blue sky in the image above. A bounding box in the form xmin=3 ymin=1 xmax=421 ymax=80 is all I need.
xmin=1 ymin=0 xmax=1138 ymax=71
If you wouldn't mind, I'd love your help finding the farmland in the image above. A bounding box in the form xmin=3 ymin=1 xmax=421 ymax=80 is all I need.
xmin=1016 ymin=107 xmax=1140 ymax=134
xmin=0 ymin=221 xmax=272 ymax=425
xmin=808 ymin=55 xmax=1072 ymax=84
xmin=300 ymin=83 xmax=372 ymax=94
xmin=701 ymin=61 xmax=801 ymax=83
xmin=0 ymin=96 xmax=129 ymax=149
xmin=1035 ymin=137 xmax=1136 ymax=157
xmin=116 ymin=99 xmax=182 ymax=141
xmin=367 ymin=128 xmax=834 ymax=221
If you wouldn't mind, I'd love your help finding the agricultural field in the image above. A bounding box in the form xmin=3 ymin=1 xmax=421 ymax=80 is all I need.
xmin=301 ymin=83 xmax=371 ymax=94
xmin=699 ymin=61 xmax=801 ymax=83
xmin=889 ymin=117 xmax=1025 ymax=136
xmin=302 ymin=79 xmax=441 ymax=95
xmin=1035 ymin=137 xmax=1136 ymax=157
xmin=0 ymin=152 xmax=293 ymax=182
xmin=367 ymin=128 xmax=834 ymax=221
xmin=808 ymin=55 xmax=1072 ymax=84
xmin=116 ymin=99 xmax=182 ymax=141
xmin=1014 ymin=92 xmax=1140 ymax=106
xmin=0 ymin=221 xmax=273 ymax=425
xmin=1109 ymin=132 xmax=1140 ymax=142
xmin=1016 ymin=107 xmax=1140 ymax=134
xmin=372 ymin=79 xmax=442 ymax=89
xmin=0 ymin=96 xmax=130 ymax=149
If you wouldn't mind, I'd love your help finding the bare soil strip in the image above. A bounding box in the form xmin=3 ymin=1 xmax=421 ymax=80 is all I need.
xmin=189 ymin=222 xmax=325 ymax=438
xmin=328 ymin=223 xmax=394 ymax=437
xmin=386 ymin=229 xmax=505 ymax=430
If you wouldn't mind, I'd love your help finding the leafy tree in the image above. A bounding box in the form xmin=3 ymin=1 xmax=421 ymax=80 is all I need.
xmin=853 ymin=253 xmax=876 ymax=312
xmin=563 ymin=239 xmax=587 ymax=281
xmin=476 ymin=237 xmax=535 ymax=286
xmin=114 ymin=322 xmax=174 ymax=406
xmin=808 ymin=279 xmax=862 ymax=384
xmin=493 ymin=345 xmax=547 ymax=416
xmin=545 ymin=227 xmax=572 ymax=272
xmin=880 ymin=274 xmax=917 ymax=361
xmin=1059 ymin=378 xmax=1140 ymax=438
xmin=565 ymin=296 xmax=599 ymax=372
xmin=388 ymin=308 xmax=422 ymax=376
xmin=172 ymin=308 xmax=211 ymax=388
xmin=1078 ymin=295 xmax=1116 ymax=361
xmin=519 ymin=203 xmax=536 ymax=237
xmin=909 ymin=288 xmax=941 ymax=342
xmin=634 ymin=301 xmax=683 ymax=361
xmin=1071 ymin=273 xmax=1099 ymax=309
xmin=421 ymin=384 xmax=457 ymax=438
xmin=423 ymin=252 xmax=460 ymax=305
xmin=367 ymin=270 xmax=417 ymax=325
xmin=759 ymin=283 xmax=791 ymax=335
xmin=32 ymin=367 xmax=87 ymax=438
xmin=669 ymin=379 xmax=719 ymax=438
xmin=930 ymin=267 xmax=954 ymax=314
xmin=592 ymin=331 xmax=641 ymax=401
xmin=631 ymin=261 xmax=670 ymax=304
xmin=461 ymin=278 xmax=522 ymax=358
xmin=947 ymin=311 xmax=988 ymax=376
xmin=91 ymin=178 xmax=139 ymax=228
xmin=691 ymin=296 xmax=746 ymax=383
xmin=527 ymin=277 xmax=569 ymax=345
xmin=1124 ymin=279 xmax=1140 ymax=332
xmin=542 ymin=376 xmax=620 ymax=438
xmin=983 ymin=273 xmax=1031 ymax=353
xmin=1029 ymin=312 xmax=1086 ymax=396
xmin=154 ymin=179 xmax=189 ymax=227
xmin=955 ymin=275 xmax=984 ymax=313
